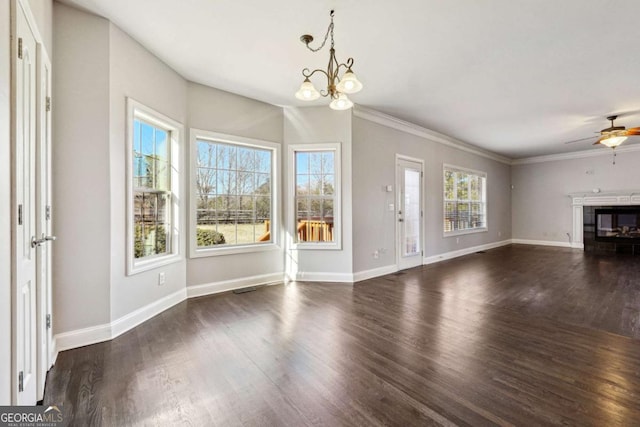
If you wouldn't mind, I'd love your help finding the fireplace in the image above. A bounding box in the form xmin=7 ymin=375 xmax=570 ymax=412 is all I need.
xmin=595 ymin=207 xmax=640 ymax=240
xmin=584 ymin=205 xmax=640 ymax=254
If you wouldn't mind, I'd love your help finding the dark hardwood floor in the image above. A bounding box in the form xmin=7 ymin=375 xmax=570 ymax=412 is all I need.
xmin=44 ymin=245 xmax=640 ymax=426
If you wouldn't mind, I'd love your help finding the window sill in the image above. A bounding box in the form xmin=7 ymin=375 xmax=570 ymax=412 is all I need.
xmin=128 ymin=253 xmax=182 ymax=276
xmin=290 ymin=242 xmax=342 ymax=251
xmin=189 ymin=242 xmax=281 ymax=258
xmin=443 ymin=227 xmax=488 ymax=238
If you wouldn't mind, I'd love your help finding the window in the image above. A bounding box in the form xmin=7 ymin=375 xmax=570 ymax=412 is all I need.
xmin=443 ymin=164 xmax=487 ymax=235
xmin=127 ymin=99 xmax=182 ymax=275
xmin=190 ymin=130 xmax=280 ymax=257
xmin=289 ymin=143 xmax=341 ymax=249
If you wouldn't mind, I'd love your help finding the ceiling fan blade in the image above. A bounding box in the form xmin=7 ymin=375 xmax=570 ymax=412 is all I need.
xmin=564 ymin=135 xmax=598 ymax=144
xmin=623 ymin=127 xmax=640 ymax=135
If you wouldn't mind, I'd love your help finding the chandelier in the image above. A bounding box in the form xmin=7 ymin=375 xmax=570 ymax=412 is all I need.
xmin=295 ymin=10 xmax=363 ymax=110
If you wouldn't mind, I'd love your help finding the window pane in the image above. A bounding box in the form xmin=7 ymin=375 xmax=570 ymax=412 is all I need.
xmin=323 ymin=174 xmax=334 ymax=195
xmin=310 ymin=152 xmax=322 ymax=175
xmin=140 ymin=122 xmax=154 ymax=156
xmin=456 ymin=173 xmax=469 ymax=200
xmin=197 ymin=141 xmax=216 ymax=168
xmin=156 ymin=160 xmax=169 ymax=190
xmin=444 ymin=170 xmax=455 ymax=200
xmin=195 ymin=140 xmax=274 ymax=248
xmin=155 ymin=129 xmax=168 ymax=161
xmin=238 ymin=171 xmax=254 ymax=195
xmin=296 ymin=174 xmax=309 ymax=196
xmin=296 ymin=152 xmax=309 ymax=174
xmin=309 ymin=174 xmax=322 ymax=196
xmin=322 ymin=199 xmax=334 ymax=222
xmin=217 ymin=144 xmax=236 ymax=170
xmin=322 ymin=152 xmax=334 ymax=174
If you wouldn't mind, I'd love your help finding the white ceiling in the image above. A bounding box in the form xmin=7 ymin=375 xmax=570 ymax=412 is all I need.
xmin=59 ymin=0 xmax=640 ymax=159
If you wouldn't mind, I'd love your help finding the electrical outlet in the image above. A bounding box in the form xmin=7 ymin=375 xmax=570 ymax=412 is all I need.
xmin=456 ymin=237 xmax=460 ymax=244
xmin=373 ymin=250 xmax=379 ymax=259
xmin=158 ymin=272 xmax=165 ymax=286
xmin=498 ymin=231 xmax=502 ymax=237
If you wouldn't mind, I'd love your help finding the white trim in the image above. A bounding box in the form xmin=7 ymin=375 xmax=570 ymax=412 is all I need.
xmin=443 ymin=164 xmax=488 ymax=237
xmin=188 ymin=129 xmax=281 ymax=258
xmin=396 ymin=155 xmax=425 ymax=271
xmin=186 ymin=273 xmax=282 ymax=298
xmin=55 ymin=288 xmax=187 ymax=352
xmin=423 ymin=240 xmax=512 ymax=265
xmin=286 ymin=271 xmax=354 ymax=283
xmin=512 ymin=144 xmax=640 ymax=165
xmin=568 ymin=191 xmax=640 ymax=247
xmin=54 ymin=322 xmax=112 ymax=353
xmin=353 ymin=265 xmax=397 ymax=282
xmin=110 ymin=288 xmax=187 ymax=339
xmin=288 ymin=143 xmax=342 ymax=250
xmin=126 ymin=98 xmax=184 ymax=275
xmin=511 ymin=239 xmax=572 ymax=248
xmin=353 ymin=106 xmax=512 ymax=165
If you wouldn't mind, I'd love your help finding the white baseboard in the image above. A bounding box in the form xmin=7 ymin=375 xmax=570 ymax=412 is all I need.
xmin=55 ymin=288 xmax=188 ymax=352
xmin=353 ymin=265 xmax=397 ymax=282
xmin=187 ymin=272 xmax=283 ymax=298
xmin=571 ymin=243 xmax=584 ymax=249
xmin=287 ymin=271 xmax=354 ymax=283
xmin=511 ymin=239 xmax=572 ymax=248
xmin=111 ymin=288 xmax=187 ymax=338
xmin=423 ymin=239 xmax=512 ymax=265
xmin=54 ymin=321 xmax=112 ymax=353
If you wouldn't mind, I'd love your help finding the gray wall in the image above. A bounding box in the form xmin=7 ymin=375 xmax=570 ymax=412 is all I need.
xmin=108 ymin=24 xmax=188 ymax=320
xmin=53 ymin=3 xmax=112 ymax=332
xmin=283 ymin=107 xmax=354 ymax=279
xmin=186 ymin=82 xmax=284 ymax=286
xmin=352 ymin=116 xmax=512 ymax=273
xmin=512 ymin=149 xmax=640 ymax=243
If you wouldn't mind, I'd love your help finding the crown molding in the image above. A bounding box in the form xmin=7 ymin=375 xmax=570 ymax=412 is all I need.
xmin=352 ymin=106 xmax=512 ymax=165
xmin=512 ymin=143 xmax=640 ymax=165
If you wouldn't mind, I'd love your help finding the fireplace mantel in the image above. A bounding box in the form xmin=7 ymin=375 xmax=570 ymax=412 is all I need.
xmin=570 ymin=191 xmax=640 ymax=249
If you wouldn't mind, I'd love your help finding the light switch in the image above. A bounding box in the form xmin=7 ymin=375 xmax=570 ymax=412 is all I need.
xmin=389 ymin=203 xmax=395 ymax=211
xmin=386 ymin=185 xmax=393 ymax=192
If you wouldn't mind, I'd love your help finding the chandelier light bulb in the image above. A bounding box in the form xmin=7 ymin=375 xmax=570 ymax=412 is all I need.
xmin=336 ymin=70 xmax=363 ymax=94
xmin=329 ymin=93 xmax=353 ymax=111
xmin=295 ymin=79 xmax=320 ymax=101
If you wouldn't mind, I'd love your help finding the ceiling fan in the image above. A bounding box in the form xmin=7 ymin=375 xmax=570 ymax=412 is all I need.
xmin=565 ymin=115 xmax=640 ymax=148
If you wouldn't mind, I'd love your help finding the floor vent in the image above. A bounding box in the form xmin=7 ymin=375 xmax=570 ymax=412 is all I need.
xmin=233 ymin=286 xmax=257 ymax=294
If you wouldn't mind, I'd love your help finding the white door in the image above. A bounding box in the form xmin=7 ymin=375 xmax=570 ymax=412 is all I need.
xmin=13 ymin=0 xmax=39 ymax=405
xmin=397 ymin=157 xmax=423 ymax=270
xmin=36 ymin=46 xmax=54 ymax=401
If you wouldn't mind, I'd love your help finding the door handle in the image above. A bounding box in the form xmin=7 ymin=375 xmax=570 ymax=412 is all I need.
xmin=398 ymin=218 xmax=404 ymax=222
xmin=31 ymin=234 xmax=57 ymax=248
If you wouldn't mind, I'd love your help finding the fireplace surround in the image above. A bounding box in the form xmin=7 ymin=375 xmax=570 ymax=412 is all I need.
xmin=571 ymin=191 xmax=640 ymax=254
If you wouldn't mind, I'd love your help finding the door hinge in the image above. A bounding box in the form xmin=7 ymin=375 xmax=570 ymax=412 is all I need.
xmin=421 ymin=251 xmax=424 ymax=256
xmin=18 ymin=38 xmax=23 ymax=59
xmin=18 ymin=204 xmax=23 ymax=225
xmin=46 ymin=96 xmax=51 ymax=112
xmin=46 ymin=205 xmax=51 ymax=220
xmin=421 ymin=171 xmax=424 ymax=178
xmin=421 ymin=210 xmax=423 ymax=218
xmin=18 ymin=371 xmax=24 ymax=392
xmin=46 ymin=314 xmax=51 ymax=329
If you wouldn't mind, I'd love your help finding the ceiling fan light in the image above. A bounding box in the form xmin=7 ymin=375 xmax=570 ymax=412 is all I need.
xmin=329 ymin=93 xmax=354 ymax=111
xmin=600 ymin=135 xmax=627 ymax=148
xmin=336 ymin=70 xmax=363 ymax=94
xmin=295 ymin=79 xmax=320 ymax=101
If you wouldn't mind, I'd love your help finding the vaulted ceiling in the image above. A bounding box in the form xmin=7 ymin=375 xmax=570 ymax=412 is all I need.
xmin=59 ymin=0 xmax=640 ymax=159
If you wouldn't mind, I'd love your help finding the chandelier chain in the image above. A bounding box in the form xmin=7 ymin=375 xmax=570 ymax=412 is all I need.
xmin=305 ymin=11 xmax=335 ymax=53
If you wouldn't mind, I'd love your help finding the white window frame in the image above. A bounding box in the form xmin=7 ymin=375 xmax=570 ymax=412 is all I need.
xmin=126 ymin=98 xmax=183 ymax=275
xmin=189 ymin=129 xmax=281 ymax=258
xmin=288 ymin=143 xmax=342 ymax=250
xmin=443 ymin=163 xmax=488 ymax=237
